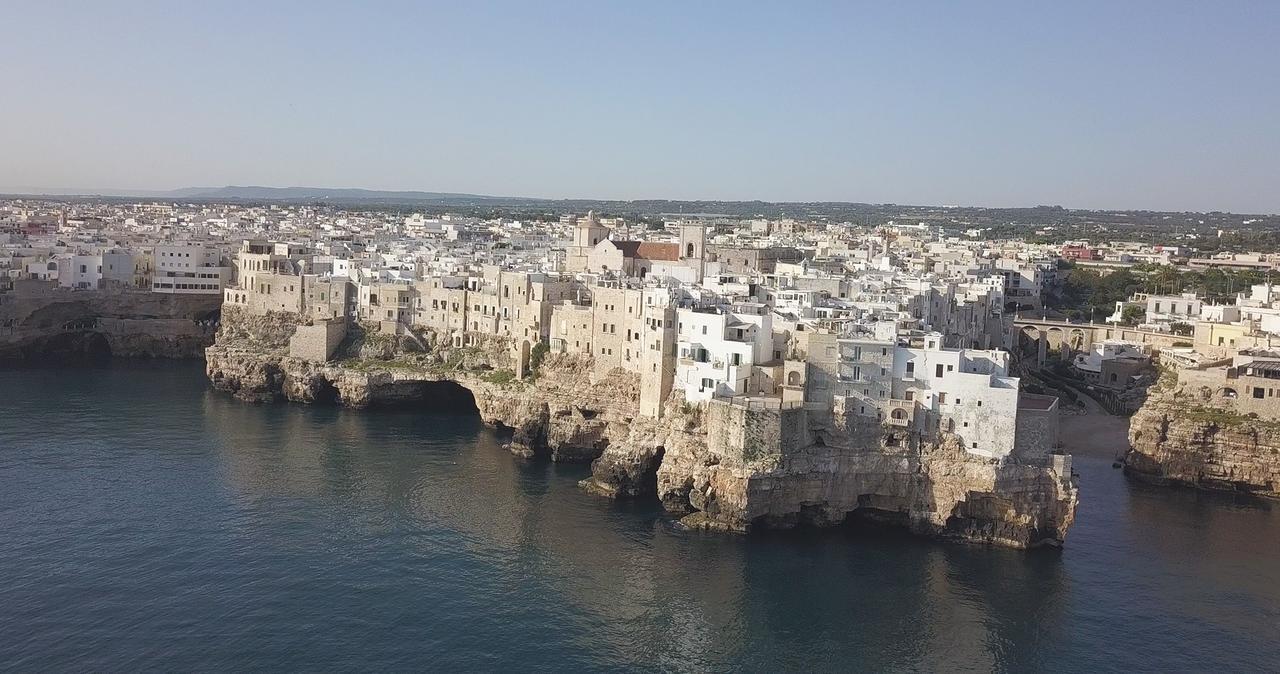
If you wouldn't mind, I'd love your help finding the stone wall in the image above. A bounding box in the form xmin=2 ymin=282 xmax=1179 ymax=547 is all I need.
xmin=289 ymin=320 xmax=347 ymax=361
xmin=1014 ymin=400 xmax=1059 ymax=458
xmin=1176 ymin=366 xmax=1280 ymax=421
xmin=705 ymin=399 xmax=809 ymax=464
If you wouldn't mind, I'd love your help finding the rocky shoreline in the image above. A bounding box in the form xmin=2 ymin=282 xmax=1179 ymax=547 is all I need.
xmin=0 ymin=285 xmax=220 ymax=362
xmin=205 ymin=306 xmax=1079 ymax=549
xmin=1126 ymin=374 xmax=1280 ymax=498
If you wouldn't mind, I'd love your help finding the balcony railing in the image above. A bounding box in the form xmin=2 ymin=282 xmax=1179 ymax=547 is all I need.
xmin=886 ymin=398 xmax=917 ymax=427
xmin=714 ymin=395 xmax=803 ymax=411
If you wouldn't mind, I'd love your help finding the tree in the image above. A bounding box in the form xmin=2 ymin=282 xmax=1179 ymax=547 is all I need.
xmin=1145 ymin=264 xmax=1179 ymax=294
xmin=528 ymin=341 xmax=550 ymax=374
xmin=1120 ymin=305 xmax=1145 ymax=326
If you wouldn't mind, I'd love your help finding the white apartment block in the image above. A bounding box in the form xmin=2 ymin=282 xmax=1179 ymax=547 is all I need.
xmin=153 ymin=243 xmax=232 ymax=294
xmin=828 ymin=329 xmax=1022 ymax=458
xmin=675 ymin=302 xmax=777 ymax=402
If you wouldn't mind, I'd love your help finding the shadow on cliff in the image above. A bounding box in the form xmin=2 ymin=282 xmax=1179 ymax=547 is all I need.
xmin=1 ymin=331 xmax=113 ymax=364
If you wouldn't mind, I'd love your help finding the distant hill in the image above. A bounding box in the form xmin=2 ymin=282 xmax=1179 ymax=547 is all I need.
xmin=2 ymin=186 xmax=1275 ymax=227
xmin=162 ymin=185 xmax=528 ymax=203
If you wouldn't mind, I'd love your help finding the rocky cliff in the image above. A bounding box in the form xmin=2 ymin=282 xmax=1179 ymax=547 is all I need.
xmin=0 ymin=283 xmax=221 ymax=361
xmin=1126 ymin=374 xmax=1280 ymax=497
xmin=207 ymin=306 xmax=1078 ymax=549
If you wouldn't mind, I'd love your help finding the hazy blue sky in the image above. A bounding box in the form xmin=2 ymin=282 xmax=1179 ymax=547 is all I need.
xmin=3 ymin=1 xmax=1277 ymax=212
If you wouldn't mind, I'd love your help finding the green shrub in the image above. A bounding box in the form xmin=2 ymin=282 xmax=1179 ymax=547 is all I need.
xmin=529 ymin=342 xmax=550 ymax=373
xmin=483 ymin=369 xmax=516 ymax=385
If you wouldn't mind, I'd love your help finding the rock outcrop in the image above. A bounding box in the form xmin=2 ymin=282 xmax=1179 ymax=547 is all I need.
xmin=1126 ymin=374 xmax=1280 ymax=497
xmin=0 ymin=282 xmax=220 ymax=361
xmin=206 ymin=306 xmax=639 ymax=462
xmin=207 ymin=306 xmax=1079 ymax=549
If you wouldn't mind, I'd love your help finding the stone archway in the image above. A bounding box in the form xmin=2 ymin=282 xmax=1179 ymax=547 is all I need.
xmin=1018 ymin=325 xmax=1047 ymax=366
xmin=1068 ymin=328 xmax=1087 ymax=353
xmin=1019 ymin=325 xmax=1042 ymax=351
xmin=1046 ymin=327 xmax=1065 ymax=353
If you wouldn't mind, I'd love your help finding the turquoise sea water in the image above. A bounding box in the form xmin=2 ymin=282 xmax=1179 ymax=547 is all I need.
xmin=1 ymin=363 xmax=1277 ymax=671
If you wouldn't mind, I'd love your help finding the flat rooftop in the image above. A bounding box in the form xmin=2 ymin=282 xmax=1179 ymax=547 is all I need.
xmin=1018 ymin=393 xmax=1059 ymax=411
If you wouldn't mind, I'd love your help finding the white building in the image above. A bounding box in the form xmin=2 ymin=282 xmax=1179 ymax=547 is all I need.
xmin=152 ymin=243 xmax=232 ymax=294
xmin=891 ymin=334 xmax=1021 ymax=458
xmin=675 ymin=302 xmax=776 ymax=402
xmin=58 ymin=254 xmax=102 ymax=289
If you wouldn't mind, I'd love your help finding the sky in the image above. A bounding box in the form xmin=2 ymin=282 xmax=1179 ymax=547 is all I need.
xmin=2 ymin=1 xmax=1278 ymax=213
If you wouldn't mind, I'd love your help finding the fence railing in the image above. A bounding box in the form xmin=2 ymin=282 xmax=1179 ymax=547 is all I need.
xmin=713 ymin=395 xmax=803 ymax=411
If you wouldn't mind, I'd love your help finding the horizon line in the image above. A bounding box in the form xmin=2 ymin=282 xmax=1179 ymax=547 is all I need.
xmin=0 ymin=184 xmax=1275 ymax=218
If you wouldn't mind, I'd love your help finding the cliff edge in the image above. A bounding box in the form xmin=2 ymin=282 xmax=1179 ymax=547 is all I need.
xmin=0 ymin=282 xmax=221 ymax=361
xmin=1127 ymin=371 xmax=1280 ymax=497
xmin=207 ymin=306 xmax=1078 ymax=549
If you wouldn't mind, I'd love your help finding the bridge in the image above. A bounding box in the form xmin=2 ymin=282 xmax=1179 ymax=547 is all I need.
xmin=1012 ymin=315 xmax=1189 ymax=365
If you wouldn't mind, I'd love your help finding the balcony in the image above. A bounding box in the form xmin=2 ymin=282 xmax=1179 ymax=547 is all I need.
xmin=886 ymin=398 xmax=917 ymax=427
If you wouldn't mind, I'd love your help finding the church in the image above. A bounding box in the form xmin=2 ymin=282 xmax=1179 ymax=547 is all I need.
xmin=564 ymin=211 xmax=707 ymax=282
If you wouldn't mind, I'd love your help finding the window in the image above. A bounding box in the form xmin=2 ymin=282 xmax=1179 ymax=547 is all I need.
xmin=1255 ymin=387 xmax=1266 ymax=399
xmin=905 ymin=361 xmax=915 ymax=375
xmin=936 ymin=364 xmax=944 ymax=378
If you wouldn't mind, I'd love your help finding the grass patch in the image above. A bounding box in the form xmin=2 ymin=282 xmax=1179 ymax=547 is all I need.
xmin=1183 ymin=405 xmax=1280 ymax=431
xmin=482 ymin=368 xmax=517 ymax=385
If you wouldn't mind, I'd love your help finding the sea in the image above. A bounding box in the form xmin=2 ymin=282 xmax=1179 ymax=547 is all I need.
xmin=1 ymin=362 xmax=1277 ymax=672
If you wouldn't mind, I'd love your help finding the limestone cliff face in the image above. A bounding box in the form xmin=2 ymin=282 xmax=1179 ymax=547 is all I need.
xmin=207 ymin=307 xmax=1078 ymax=549
xmin=596 ymin=398 xmax=1077 ymax=548
xmin=1127 ymin=378 xmax=1280 ymax=497
xmin=206 ymin=306 xmax=638 ymax=462
xmin=0 ymin=285 xmax=220 ymax=361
